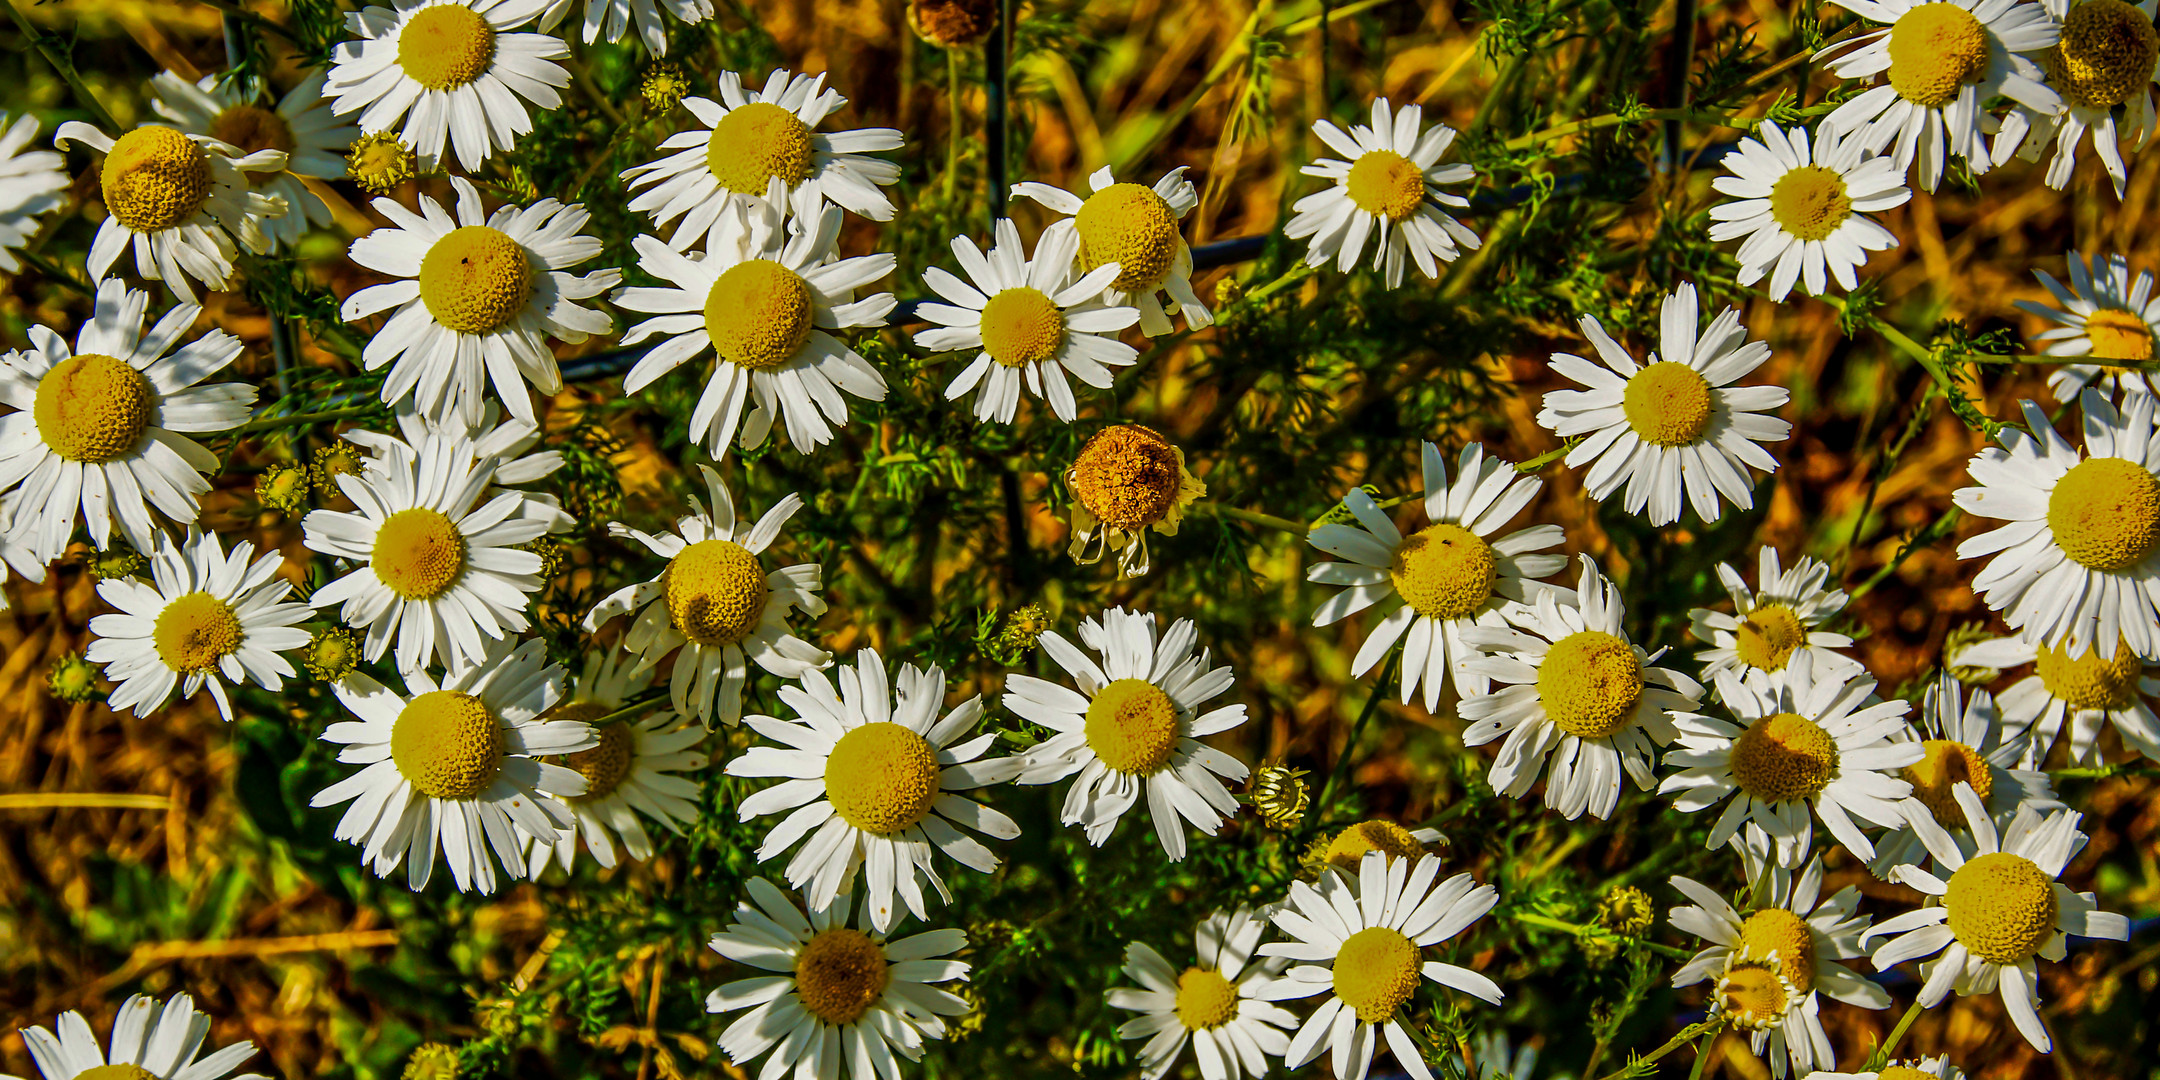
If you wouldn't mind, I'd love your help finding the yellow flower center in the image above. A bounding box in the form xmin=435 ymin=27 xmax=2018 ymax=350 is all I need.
xmin=372 ymin=508 xmax=468 ymax=600
xmin=1390 ymin=523 xmax=1499 ymax=621
xmin=978 ymin=287 xmax=1066 ymax=367
xmin=1735 ymin=908 xmax=1817 ymax=995
xmin=1085 ymin=678 xmax=1180 ymax=775
xmin=794 ymin=927 xmax=891 ymax=1025
xmin=2085 ymin=308 xmax=2156 ymax=362
xmin=1173 ymin=967 xmax=1240 ymax=1030
xmin=391 ymin=690 xmax=502 ymax=799
xmin=662 ymin=538 xmax=770 ymax=646
xmin=348 ymin=131 xmax=418 ymax=196
xmin=1878 ymin=1069 xmax=1933 ymax=1080
xmin=2034 ymin=638 xmax=2144 ymax=710
xmin=1733 ymin=603 xmax=1807 ymax=672
xmin=2044 ymin=0 xmax=2160 ymax=110
xmin=1069 ymin=424 xmax=1185 ymax=530
xmin=1076 ymin=183 xmax=1180 ymax=293
xmin=75 ymin=1068 xmax=159 ymax=1080
xmin=706 ymin=101 xmax=816 ymax=195
xmin=2048 ymin=456 xmax=2160 ymax=571
xmin=704 ymin=259 xmax=814 ymax=371
xmin=209 ymin=104 xmax=294 ymax=157
xmin=1717 ymin=961 xmax=1793 ymax=1028
xmin=1945 ymin=851 xmax=2059 ymax=963
xmin=417 ymin=226 xmax=533 ymax=336
xmin=1622 ymin=361 xmax=1715 ymax=447
xmin=1886 ymin=3 xmax=1992 ymax=107
xmin=1322 ymin=819 xmax=1424 ymax=874
xmin=556 ymin=714 xmax=634 ymax=803
xmin=398 ymin=4 xmax=497 ymax=91
xmin=824 ymin=722 xmax=943 ymax=835
xmin=100 ymin=126 xmax=211 ymax=233
xmin=1536 ymin=631 xmax=1644 ymax=739
xmin=1767 ymin=166 xmax=1853 ymax=243
xmin=1332 ymin=926 xmax=1421 ymax=1023
xmin=34 ymin=353 xmax=152 ymax=463
xmin=153 ymin=591 xmax=244 ymax=673
xmin=1901 ymin=739 xmax=1994 ymax=828
xmin=1729 ymin=711 xmax=1840 ymax=803
xmin=1343 ymin=150 xmax=1427 ymax=221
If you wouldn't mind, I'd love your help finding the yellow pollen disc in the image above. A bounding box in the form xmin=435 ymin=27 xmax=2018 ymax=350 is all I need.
xmin=100 ymin=126 xmax=211 ymax=233
xmin=1735 ymin=908 xmax=1818 ymax=995
xmin=75 ymin=1068 xmax=159 ymax=1080
xmin=2044 ymin=0 xmax=2160 ymax=110
xmin=1070 ymin=425 xmax=1184 ymax=529
xmin=2047 ymin=456 xmax=2160 ymax=571
xmin=372 ymin=508 xmax=468 ymax=600
xmin=704 ymin=259 xmax=814 ymax=371
xmin=794 ymin=928 xmax=891 ymax=1025
xmin=1173 ymin=966 xmax=1240 ymax=1030
xmin=662 ymin=538 xmax=770 ymax=646
xmin=1332 ymin=927 xmax=1421 ymax=1023
xmin=1622 ymin=361 xmax=1714 ymax=447
xmin=1945 ymin=851 xmax=2059 ymax=963
xmin=1767 ymin=166 xmax=1853 ymax=243
xmin=417 ymin=226 xmax=533 ymax=336
xmin=1730 ymin=712 xmax=1840 ymax=803
xmin=557 ymin=717 xmax=634 ymax=803
xmin=2085 ymin=308 xmax=2156 ymax=362
xmin=1085 ymin=678 xmax=1180 ymax=776
xmin=1536 ymin=631 xmax=1644 ymax=738
xmin=824 ymin=722 xmax=943 ymax=835
xmin=1733 ymin=603 xmax=1806 ymax=672
xmin=210 ymin=104 xmax=294 ymax=157
xmin=1886 ymin=3 xmax=1992 ymax=107
xmin=33 ymin=353 xmax=152 ymax=463
xmin=1390 ymin=523 xmax=1498 ymax=621
xmin=391 ymin=690 xmax=503 ymax=799
xmin=2034 ymin=638 xmax=2144 ymax=710
xmin=1076 ymin=183 xmax=1180 ymax=293
xmin=398 ymin=4 xmax=497 ymax=91
xmin=153 ymin=591 xmax=244 ymax=673
xmin=1902 ymin=739 xmax=1994 ymax=827
xmin=706 ymin=101 xmax=816 ymax=194
xmin=1878 ymin=1070 xmax=1933 ymax=1080
xmin=1343 ymin=150 xmax=1427 ymax=221
xmin=1717 ymin=961 xmax=1792 ymax=1028
xmin=1322 ymin=819 xmax=1424 ymax=874
xmin=979 ymin=287 xmax=1066 ymax=368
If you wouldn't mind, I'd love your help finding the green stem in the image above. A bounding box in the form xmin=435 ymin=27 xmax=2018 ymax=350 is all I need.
xmin=232 ymin=405 xmax=380 ymax=435
xmin=1515 ymin=440 xmax=1577 ymax=473
xmin=1207 ymin=504 xmax=1310 ymax=537
xmin=1869 ymin=999 xmax=1926 ymax=1067
xmin=1313 ymin=653 xmax=1398 ymax=822
xmin=1509 ymin=912 xmax=1695 ymax=961
xmin=588 ymin=692 xmax=673 ymax=729
xmin=16 ymin=249 xmax=93 ymax=296
xmin=1591 ymin=1016 xmax=1722 ymax=1080
xmin=3 ymin=0 xmax=121 ymax=132
xmin=1685 ymin=1023 xmax=1718 ymax=1080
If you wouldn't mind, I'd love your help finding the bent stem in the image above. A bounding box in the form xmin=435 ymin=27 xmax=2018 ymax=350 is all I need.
xmin=1312 ymin=652 xmax=1399 ymax=822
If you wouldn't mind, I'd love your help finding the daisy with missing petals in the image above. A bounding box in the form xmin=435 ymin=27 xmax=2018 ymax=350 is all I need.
xmin=149 ymin=70 xmax=361 ymax=252
xmin=55 ymin=121 xmax=286 ymax=304
xmin=341 ymin=176 xmax=619 ymax=427
xmin=86 ymin=528 xmax=312 ymax=721
xmin=1689 ymin=548 xmax=1860 ymax=684
xmin=1709 ymin=120 xmax=1910 ymax=301
xmin=915 ymin=219 xmax=1139 ymax=424
xmin=1871 ymin=672 xmax=2061 ymax=875
xmin=1007 ymin=606 xmax=1251 ymax=859
xmin=623 ymin=68 xmax=903 ymax=246
xmin=613 ymin=195 xmax=892 ymax=456
xmin=583 ymin=465 xmax=830 ymax=727
xmin=1283 ymin=98 xmax=1481 ymax=288
xmin=1538 ymin=283 xmax=1792 ymax=527
xmin=2013 ymin=252 xmax=2160 ymax=401
xmin=0 ymin=280 xmax=256 ymax=563
xmin=1869 ymin=784 xmax=2130 ymax=1052
xmin=324 ymin=0 xmax=571 ymax=171
xmin=1107 ymin=908 xmax=1296 ymax=1080
xmin=1065 ymin=423 xmax=1207 ymax=577
xmin=310 ymin=638 xmax=597 ymax=893
xmin=539 ymin=0 xmax=711 ymax=54
xmin=706 ymin=879 xmax=971 ymax=1080
xmin=1458 ymin=555 xmax=1705 ymax=821
xmin=11 ymin=993 xmax=267 ymax=1080
xmin=0 ymin=113 xmax=69 ymax=273
xmin=526 ymin=651 xmax=708 ymax=876
xmin=1952 ymin=632 xmax=2160 ymax=764
xmin=1256 ymin=852 xmax=1503 ymax=1080
xmin=1306 ymin=441 xmax=1568 ymax=710
xmin=1993 ymin=0 xmax=2160 ymax=198
xmin=1808 ymin=1058 xmax=1965 ymax=1080
xmin=1012 ymin=166 xmax=1214 ymax=336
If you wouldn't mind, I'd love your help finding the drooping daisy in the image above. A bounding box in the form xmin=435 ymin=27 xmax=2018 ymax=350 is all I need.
xmin=914 ymin=218 xmax=1139 ymax=424
xmin=0 ymin=279 xmax=256 ymax=563
xmin=303 ymin=432 xmax=553 ymax=673
xmin=613 ymin=195 xmax=891 ymax=456
xmin=54 ymin=121 xmax=286 ymax=304
xmin=705 ymin=879 xmax=971 ymax=1080
xmin=340 ymin=176 xmax=619 ymax=427
xmin=10 ymin=993 xmax=268 ymax=1080
xmin=1869 ymin=784 xmax=2130 ymax=1052
xmin=1952 ymin=632 xmax=2160 ymax=765
xmin=0 ymin=112 xmax=70 ymax=273
xmin=1458 ymin=555 xmax=1705 ymax=821
xmin=1256 ymin=852 xmax=1504 ymax=1080
xmin=85 ymin=527 xmax=312 ymax=721
xmin=149 ymin=69 xmax=361 ymax=252
xmin=324 ymin=0 xmax=572 ymax=171
xmin=538 ymin=0 xmax=711 ymax=53
xmin=1992 ymin=0 xmax=2160 ymax=198
xmin=1107 ymin=908 xmax=1296 ymax=1080
xmin=1307 ymin=441 xmax=1569 ymax=710
xmin=1538 ymin=283 xmax=1793 ymax=527
xmin=1805 ymin=1057 xmax=1965 ymax=1080
xmin=1007 ymin=606 xmax=1250 ymax=859
xmin=1872 ymin=672 xmax=2062 ymax=875
xmin=1012 ymin=166 xmax=1214 ymax=336
xmin=583 ymin=465 xmax=830 ymax=727
xmin=1689 ymin=547 xmax=1861 ymax=684
xmin=525 ymin=651 xmax=708 ymax=876
xmin=1708 ymin=119 xmax=1911 ymax=301
xmin=1065 ymin=423 xmax=1207 ymax=577
xmin=1282 ymin=97 xmax=1481 ymax=289
xmin=309 ymin=637 xmax=597 ymax=893
xmin=2013 ymin=251 xmax=2160 ymax=401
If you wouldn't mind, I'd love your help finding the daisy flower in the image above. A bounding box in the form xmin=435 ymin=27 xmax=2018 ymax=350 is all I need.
xmin=1306 ymin=441 xmax=1569 ymax=710
xmin=1011 ymin=166 xmax=1214 ymax=335
xmin=1871 ymin=672 xmax=2062 ymax=875
xmin=54 ymin=121 xmax=286 ymax=304
xmin=583 ymin=465 xmax=830 ymax=727
xmin=726 ymin=648 xmax=1020 ymax=931
xmin=340 ymin=176 xmax=620 ymax=427
xmin=85 ymin=527 xmax=312 ymax=721
xmin=1689 ymin=547 xmax=1860 ymax=684
xmin=1660 ymin=651 xmax=1921 ymax=867
xmin=1951 ymin=632 xmax=2160 ymax=764
xmin=1256 ymin=852 xmax=1504 ymax=1080
xmin=1282 ymin=97 xmax=1481 ymax=288
xmin=1065 ymin=423 xmax=1207 ymax=577
xmin=324 ymin=0 xmax=571 ymax=172
xmin=525 ymin=651 xmax=708 ymax=876
xmin=1314 ymin=820 xmax=1447 ymax=876
xmin=342 ymin=399 xmax=574 ymax=534
xmin=149 ymin=69 xmax=361 ymax=252
xmin=1807 ymin=1058 xmax=1965 ymax=1080
xmin=0 ymin=112 xmax=70 ymax=273
xmin=613 ymin=195 xmax=892 ymax=456
xmin=1538 ymin=282 xmax=1793 ymax=527
xmin=0 ymin=279 xmax=256 ymax=563
xmin=914 ymin=218 xmax=1139 ymax=424
xmin=2012 ymin=251 xmax=2160 ymax=401
xmin=309 ymin=637 xmax=597 ymax=893
xmin=539 ymin=0 xmax=711 ymax=54
xmin=1992 ymin=0 xmax=2160 ymax=198
xmin=10 ymin=993 xmax=267 ymax=1080
xmin=1869 ymin=784 xmax=2130 ymax=1052
xmin=1708 ymin=119 xmax=1911 ymax=301
xmin=1006 ymin=606 xmax=1251 ymax=859
xmin=706 ymin=879 xmax=971 ymax=1080
xmin=1458 ymin=555 xmax=1705 ymax=821
xmin=1107 ymin=908 xmax=1296 ymax=1080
